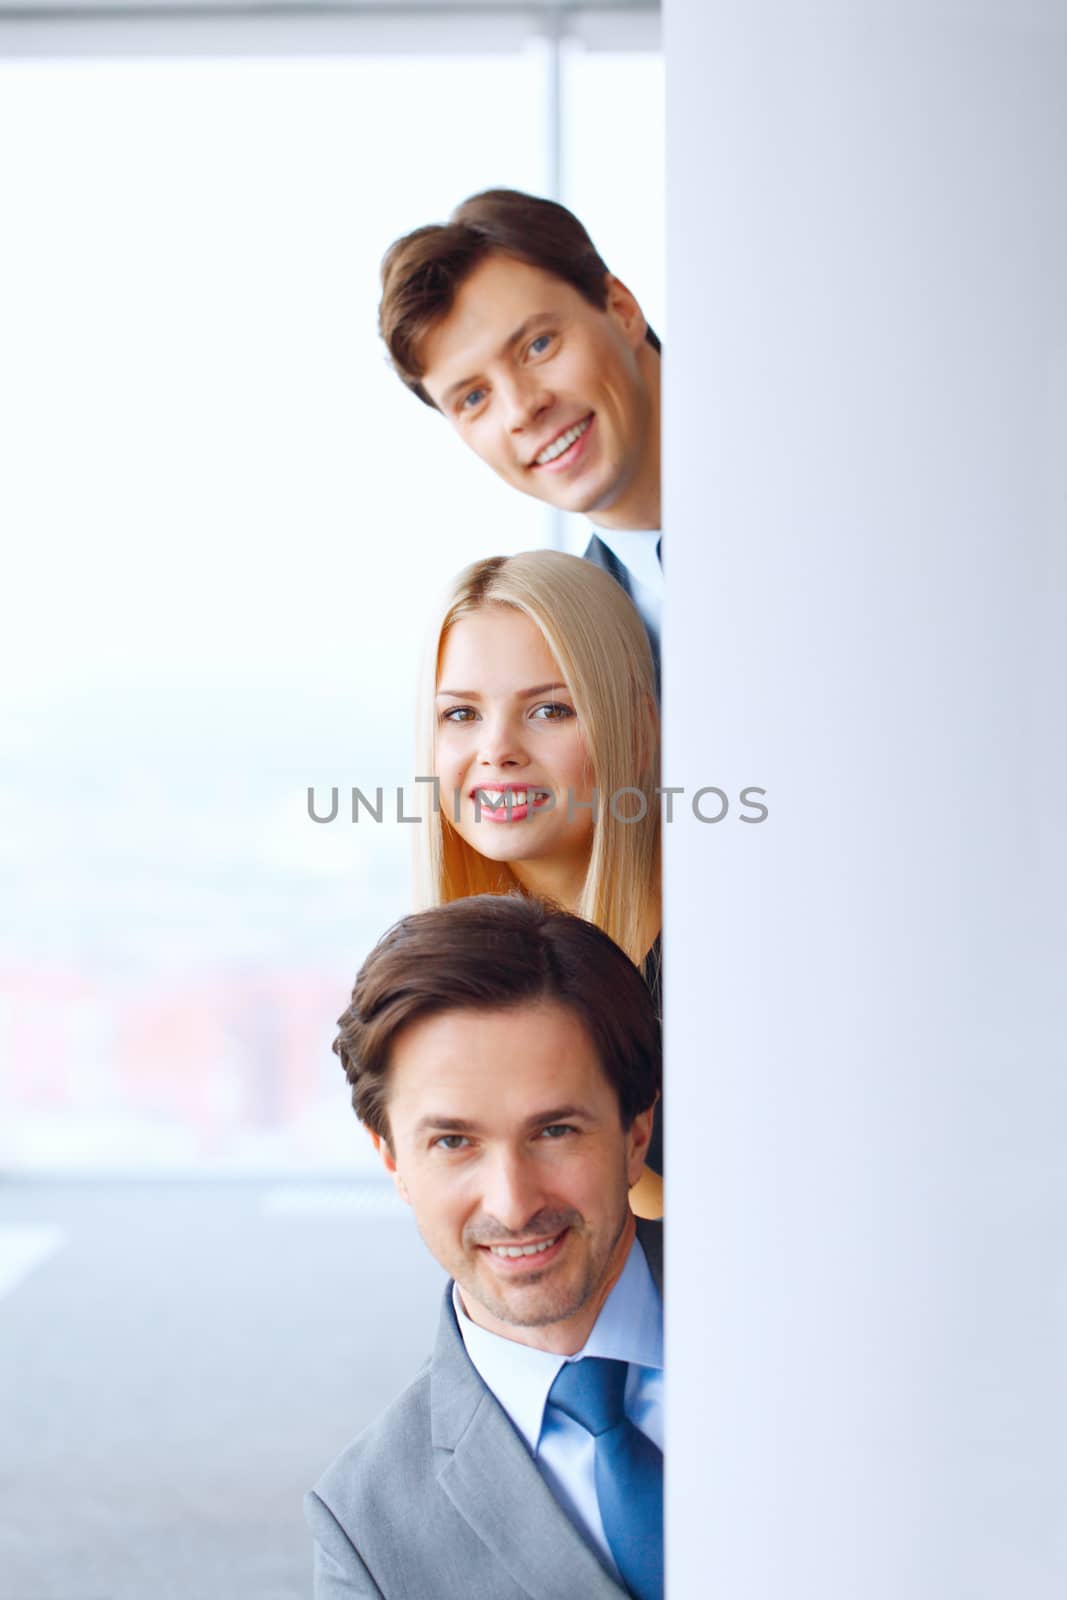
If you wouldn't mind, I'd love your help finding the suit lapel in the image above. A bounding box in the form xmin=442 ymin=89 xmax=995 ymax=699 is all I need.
xmin=582 ymin=533 xmax=661 ymax=695
xmin=582 ymin=532 xmax=636 ymax=600
xmin=636 ymin=1217 xmax=664 ymax=1296
xmin=430 ymin=1294 xmax=629 ymax=1600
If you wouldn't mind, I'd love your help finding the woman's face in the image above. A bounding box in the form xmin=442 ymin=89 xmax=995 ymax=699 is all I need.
xmin=434 ymin=605 xmax=597 ymax=879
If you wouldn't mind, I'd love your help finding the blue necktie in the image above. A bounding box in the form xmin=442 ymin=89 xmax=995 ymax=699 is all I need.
xmin=547 ymin=1356 xmax=663 ymax=1600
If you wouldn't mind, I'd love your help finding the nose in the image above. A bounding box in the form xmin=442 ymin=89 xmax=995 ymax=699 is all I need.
xmin=479 ymin=1144 xmax=547 ymax=1235
xmin=499 ymin=368 xmax=552 ymax=435
xmin=477 ymin=709 xmax=529 ymax=770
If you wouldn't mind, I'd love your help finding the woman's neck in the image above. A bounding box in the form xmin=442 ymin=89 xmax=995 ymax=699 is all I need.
xmin=511 ymin=858 xmax=662 ymax=959
xmin=510 ymin=854 xmax=589 ymax=914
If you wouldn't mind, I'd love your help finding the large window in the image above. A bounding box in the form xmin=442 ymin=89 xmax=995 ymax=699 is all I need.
xmin=0 ymin=30 xmax=663 ymax=1174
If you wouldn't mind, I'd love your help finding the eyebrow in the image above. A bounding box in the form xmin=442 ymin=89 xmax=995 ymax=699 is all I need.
xmin=436 ymin=681 xmax=570 ymax=700
xmin=413 ymin=1103 xmax=597 ymax=1138
xmin=440 ymin=314 xmax=554 ymax=408
xmin=526 ymin=1104 xmax=597 ymax=1127
xmin=413 ymin=1115 xmax=480 ymax=1137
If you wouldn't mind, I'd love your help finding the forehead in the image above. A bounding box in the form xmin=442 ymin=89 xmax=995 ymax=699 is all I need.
xmin=438 ymin=606 xmax=560 ymax=689
xmin=385 ymin=1000 xmax=613 ymax=1132
xmin=420 ymin=253 xmax=594 ymax=387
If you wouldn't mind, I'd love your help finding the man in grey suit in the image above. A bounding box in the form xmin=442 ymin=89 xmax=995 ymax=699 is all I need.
xmin=377 ymin=189 xmax=663 ymax=670
xmin=308 ymin=894 xmax=663 ymax=1599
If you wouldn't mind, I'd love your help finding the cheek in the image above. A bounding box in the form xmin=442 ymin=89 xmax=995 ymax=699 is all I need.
xmin=549 ymin=1154 xmax=603 ymax=1220
xmin=434 ymin=733 xmax=467 ymax=779
xmin=560 ymin=731 xmax=595 ymax=791
xmin=546 ymin=761 xmax=595 ymax=824
xmin=593 ymin=368 xmax=634 ymax=434
xmin=408 ymin=1169 xmax=466 ymax=1232
xmin=467 ymin=417 xmax=509 ymax=470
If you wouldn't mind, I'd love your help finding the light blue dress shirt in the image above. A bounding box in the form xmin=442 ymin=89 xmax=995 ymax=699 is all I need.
xmin=453 ymin=1234 xmax=664 ymax=1580
xmin=593 ymin=526 xmax=663 ymax=646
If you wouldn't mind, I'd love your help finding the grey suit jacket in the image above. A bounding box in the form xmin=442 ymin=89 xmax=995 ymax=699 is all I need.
xmin=582 ymin=532 xmax=661 ymax=688
xmin=306 ymin=1219 xmax=663 ymax=1599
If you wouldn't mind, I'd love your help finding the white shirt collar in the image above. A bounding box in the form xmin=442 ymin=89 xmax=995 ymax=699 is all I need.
xmin=591 ymin=528 xmax=663 ymax=597
xmin=452 ymin=1232 xmax=663 ymax=1453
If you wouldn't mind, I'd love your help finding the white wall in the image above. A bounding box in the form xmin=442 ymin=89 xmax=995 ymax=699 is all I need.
xmin=663 ymin=3 xmax=1067 ymax=1595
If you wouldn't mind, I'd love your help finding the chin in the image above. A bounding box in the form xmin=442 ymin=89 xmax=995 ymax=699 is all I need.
xmin=482 ymin=1279 xmax=588 ymax=1330
xmin=553 ymin=481 xmax=605 ymax=516
xmin=459 ymin=834 xmax=527 ymax=864
xmin=576 ymin=467 xmax=632 ymax=519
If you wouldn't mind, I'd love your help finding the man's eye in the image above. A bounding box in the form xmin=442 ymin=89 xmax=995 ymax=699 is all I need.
xmin=539 ymin=1124 xmax=576 ymax=1140
xmin=460 ymin=387 xmax=486 ymax=411
xmin=433 ymin=1134 xmax=470 ymax=1151
xmin=530 ymin=702 xmax=574 ymax=721
xmin=441 ymin=706 xmax=477 ymax=723
xmin=528 ymin=333 xmax=554 ymax=356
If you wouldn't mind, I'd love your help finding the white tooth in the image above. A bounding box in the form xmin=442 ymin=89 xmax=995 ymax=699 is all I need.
xmin=536 ymin=416 xmax=589 ymax=466
xmin=489 ymin=1235 xmax=557 ymax=1258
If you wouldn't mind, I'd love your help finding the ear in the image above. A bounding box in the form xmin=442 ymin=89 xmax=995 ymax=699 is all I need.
xmin=604 ymin=274 xmax=648 ymax=350
xmin=625 ymin=1097 xmax=658 ymax=1188
xmin=376 ymin=1130 xmax=411 ymax=1206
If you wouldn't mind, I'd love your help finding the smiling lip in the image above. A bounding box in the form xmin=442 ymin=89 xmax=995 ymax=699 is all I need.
xmin=477 ymin=1229 xmax=569 ymax=1273
xmin=471 ymin=785 xmax=552 ymax=823
xmin=529 ymin=414 xmax=594 ymax=472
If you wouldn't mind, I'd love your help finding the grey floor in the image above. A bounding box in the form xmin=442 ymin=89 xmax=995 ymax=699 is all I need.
xmin=0 ymin=1180 xmax=445 ymax=1600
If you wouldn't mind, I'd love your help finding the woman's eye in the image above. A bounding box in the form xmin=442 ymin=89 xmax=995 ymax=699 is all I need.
xmin=530 ymin=702 xmax=574 ymax=721
xmin=460 ymin=387 xmax=486 ymax=411
xmin=528 ymin=333 xmax=553 ymax=356
xmin=433 ymin=1134 xmax=470 ymax=1151
xmin=441 ymin=706 xmax=477 ymax=723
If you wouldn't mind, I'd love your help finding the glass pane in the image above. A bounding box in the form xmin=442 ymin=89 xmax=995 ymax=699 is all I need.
xmin=564 ymin=47 xmax=665 ymax=337
xmin=0 ymin=54 xmax=552 ymax=1175
xmin=558 ymin=44 xmax=665 ymax=555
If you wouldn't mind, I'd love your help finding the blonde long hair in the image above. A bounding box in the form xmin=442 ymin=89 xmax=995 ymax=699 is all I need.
xmin=414 ymin=550 xmax=660 ymax=965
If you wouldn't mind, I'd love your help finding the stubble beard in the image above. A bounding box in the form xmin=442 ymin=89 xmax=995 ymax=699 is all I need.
xmin=460 ymin=1194 xmax=632 ymax=1331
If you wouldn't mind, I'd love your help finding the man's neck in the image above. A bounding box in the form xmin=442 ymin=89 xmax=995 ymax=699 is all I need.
xmin=587 ymin=342 xmax=661 ymax=533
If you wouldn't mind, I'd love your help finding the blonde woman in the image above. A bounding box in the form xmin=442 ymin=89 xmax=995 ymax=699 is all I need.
xmin=415 ymin=550 xmax=663 ymax=1217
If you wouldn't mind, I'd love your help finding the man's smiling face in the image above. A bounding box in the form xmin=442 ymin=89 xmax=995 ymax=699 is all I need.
xmin=378 ymin=999 xmax=652 ymax=1355
xmin=419 ymin=254 xmax=660 ymax=530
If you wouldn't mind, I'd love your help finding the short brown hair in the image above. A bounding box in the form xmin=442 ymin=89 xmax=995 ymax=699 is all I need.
xmin=379 ymin=188 xmax=661 ymax=407
xmin=334 ymin=895 xmax=660 ymax=1142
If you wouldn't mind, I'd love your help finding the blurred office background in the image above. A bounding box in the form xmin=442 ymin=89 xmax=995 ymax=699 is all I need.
xmin=0 ymin=5 xmax=662 ymax=1596
xmin=0 ymin=0 xmax=663 ymax=1179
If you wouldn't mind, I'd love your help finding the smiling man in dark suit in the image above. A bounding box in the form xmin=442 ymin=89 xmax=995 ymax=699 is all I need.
xmin=378 ymin=191 xmax=663 ymax=671
xmin=307 ymin=894 xmax=663 ymax=1599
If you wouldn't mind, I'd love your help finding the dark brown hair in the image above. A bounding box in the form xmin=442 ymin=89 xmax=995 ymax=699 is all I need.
xmin=379 ymin=188 xmax=662 ymax=407
xmin=334 ymin=894 xmax=660 ymax=1142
